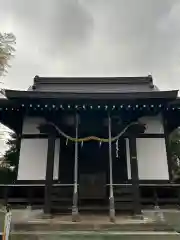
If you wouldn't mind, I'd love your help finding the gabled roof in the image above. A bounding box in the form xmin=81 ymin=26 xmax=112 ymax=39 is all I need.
xmin=0 ymin=75 xmax=178 ymax=104
xmin=30 ymin=75 xmax=157 ymax=93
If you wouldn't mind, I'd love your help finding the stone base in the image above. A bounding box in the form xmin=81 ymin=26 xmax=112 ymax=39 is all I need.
xmin=109 ymin=213 xmax=116 ymax=223
xmin=132 ymin=214 xmax=144 ymax=220
xmin=72 ymin=212 xmax=80 ymax=222
xmin=42 ymin=214 xmax=53 ymax=219
xmin=12 ymin=214 xmax=174 ymax=232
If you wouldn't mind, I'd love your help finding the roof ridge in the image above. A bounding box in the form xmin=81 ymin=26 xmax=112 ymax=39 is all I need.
xmin=33 ymin=75 xmax=153 ymax=86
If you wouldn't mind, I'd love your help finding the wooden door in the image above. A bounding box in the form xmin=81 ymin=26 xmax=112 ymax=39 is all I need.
xmin=79 ymin=172 xmax=106 ymax=199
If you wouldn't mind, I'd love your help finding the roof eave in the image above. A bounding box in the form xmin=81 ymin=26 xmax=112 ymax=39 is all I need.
xmin=4 ymin=89 xmax=178 ymax=101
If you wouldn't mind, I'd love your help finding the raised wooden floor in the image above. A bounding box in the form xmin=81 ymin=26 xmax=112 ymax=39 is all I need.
xmin=1 ymin=184 xmax=180 ymax=215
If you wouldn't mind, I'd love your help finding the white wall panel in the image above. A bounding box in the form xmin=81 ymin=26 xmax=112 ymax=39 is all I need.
xmin=18 ymin=139 xmax=60 ymax=180
xmin=138 ymin=115 xmax=164 ymax=134
xmin=136 ymin=138 xmax=169 ymax=180
xmin=22 ymin=117 xmax=46 ymax=134
xmin=18 ymin=139 xmax=48 ymax=180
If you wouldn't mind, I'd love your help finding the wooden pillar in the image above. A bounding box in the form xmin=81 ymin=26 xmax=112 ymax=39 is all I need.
xmin=163 ymin=117 xmax=173 ymax=181
xmin=72 ymin=113 xmax=79 ymax=221
xmin=129 ymin=137 xmax=141 ymax=216
xmin=108 ymin=115 xmax=115 ymax=222
xmin=27 ymin=187 xmax=33 ymax=206
xmin=3 ymin=186 xmax=9 ymax=206
xmin=44 ymin=134 xmax=56 ymax=215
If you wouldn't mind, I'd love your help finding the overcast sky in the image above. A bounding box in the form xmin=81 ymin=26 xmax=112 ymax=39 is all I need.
xmin=0 ymin=0 xmax=180 ymax=156
xmin=0 ymin=0 xmax=180 ymax=91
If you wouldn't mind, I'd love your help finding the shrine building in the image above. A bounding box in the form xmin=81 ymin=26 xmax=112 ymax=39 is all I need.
xmin=0 ymin=75 xmax=180 ymax=221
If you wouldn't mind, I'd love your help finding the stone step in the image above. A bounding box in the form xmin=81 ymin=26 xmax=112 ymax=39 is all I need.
xmin=51 ymin=204 xmax=132 ymax=214
xmin=12 ymin=221 xmax=174 ymax=232
xmin=52 ymin=197 xmax=72 ymax=202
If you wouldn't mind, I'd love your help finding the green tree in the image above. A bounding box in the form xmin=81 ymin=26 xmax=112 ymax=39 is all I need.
xmin=0 ymin=32 xmax=16 ymax=181
xmin=0 ymin=133 xmax=18 ymax=183
xmin=169 ymin=128 xmax=180 ymax=182
xmin=0 ymin=32 xmax=16 ymax=76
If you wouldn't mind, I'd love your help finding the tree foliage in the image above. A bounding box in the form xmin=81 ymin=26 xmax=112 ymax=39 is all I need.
xmin=0 ymin=33 xmax=16 ymax=76
xmin=0 ymin=132 xmax=18 ymax=183
xmin=0 ymin=32 xmax=16 ymax=181
xmin=169 ymin=128 xmax=180 ymax=182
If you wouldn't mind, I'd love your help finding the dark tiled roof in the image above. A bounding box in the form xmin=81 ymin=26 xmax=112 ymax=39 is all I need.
xmin=4 ymin=89 xmax=178 ymax=101
xmin=33 ymin=75 xmax=153 ymax=85
xmin=31 ymin=75 xmax=157 ymax=93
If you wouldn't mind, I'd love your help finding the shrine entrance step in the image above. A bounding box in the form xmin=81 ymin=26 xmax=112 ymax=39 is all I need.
xmin=79 ymin=199 xmax=109 ymax=214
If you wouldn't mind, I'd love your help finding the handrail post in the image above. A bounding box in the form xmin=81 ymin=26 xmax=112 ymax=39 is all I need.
xmin=72 ymin=113 xmax=79 ymax=221
xmin=108 ymin=114 xmax=115 ymax=222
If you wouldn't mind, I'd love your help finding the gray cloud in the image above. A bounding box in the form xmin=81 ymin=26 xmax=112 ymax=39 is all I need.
xmin=0 ymin=0 xmax=180 ymax=91
xmin=10 ymin=0 xmax=94 ymax=56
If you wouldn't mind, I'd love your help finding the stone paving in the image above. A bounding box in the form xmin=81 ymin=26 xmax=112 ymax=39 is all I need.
xmin=10 ymin=209 xmax=175 ymax=233
xmin=3 ymin=208 xmax=180 ymax=239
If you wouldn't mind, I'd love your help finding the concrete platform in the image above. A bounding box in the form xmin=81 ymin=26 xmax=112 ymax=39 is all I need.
xmin=7 ymin=209 xmax=180 ymax=239
xmin=12 ymin=212 xmax=174 ymax=232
